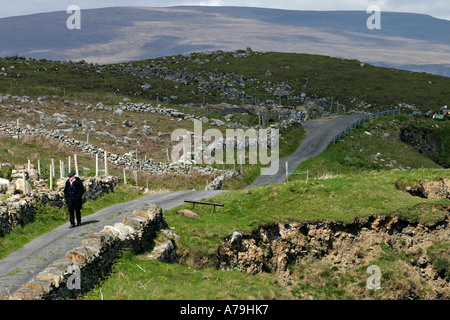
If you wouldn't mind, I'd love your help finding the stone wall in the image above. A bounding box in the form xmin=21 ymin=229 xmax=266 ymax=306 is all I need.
xmin=0 ymin=195 xmax=38 ymax=236
xmin=12 ymin=203 xmax=167 ymax=300
xmin=205 ymin=171 xmax=239 ymax=190
xmin=0 ymin=165 xmax=119 ymax=237
xmin=0 ymin=123 xmax=219 ymax=176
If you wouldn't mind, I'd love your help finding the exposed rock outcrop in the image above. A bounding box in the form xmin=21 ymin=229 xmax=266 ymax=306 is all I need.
xmin=217 ymin=212 xmax=450 ymax=299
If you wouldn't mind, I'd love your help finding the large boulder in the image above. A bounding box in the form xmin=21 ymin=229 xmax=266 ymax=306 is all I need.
xmin=14 ymin=179 xmax=32 ymax=194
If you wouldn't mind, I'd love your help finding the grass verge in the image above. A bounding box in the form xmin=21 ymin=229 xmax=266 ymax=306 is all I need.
xmin=80 ymin=250 xmax=291 ymax=300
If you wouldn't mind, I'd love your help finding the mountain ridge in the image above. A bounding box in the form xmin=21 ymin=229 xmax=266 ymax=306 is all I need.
xmin=0 ymin=6 xmax=449 ymax=76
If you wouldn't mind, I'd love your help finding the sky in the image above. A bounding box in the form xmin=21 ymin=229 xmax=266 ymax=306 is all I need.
xmin=0 ymin=0 xmax=449 ymax=20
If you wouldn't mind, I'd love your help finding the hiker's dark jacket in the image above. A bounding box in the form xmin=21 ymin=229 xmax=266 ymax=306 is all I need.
xmin=63 ymin=177 xmax=85 ymax=211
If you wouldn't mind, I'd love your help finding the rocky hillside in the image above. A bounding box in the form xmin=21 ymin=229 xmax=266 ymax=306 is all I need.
xmin=1 ymin=51 xmax=449 ymax=113
xmin=400 ymin=121 xmax=450 ymax=168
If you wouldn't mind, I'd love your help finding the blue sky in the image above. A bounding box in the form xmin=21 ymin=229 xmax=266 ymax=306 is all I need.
xmin=1 ymin=0 xmax=449 ymax=20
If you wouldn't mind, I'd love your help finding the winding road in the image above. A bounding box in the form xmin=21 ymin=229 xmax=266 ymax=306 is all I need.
xmin=0 ymin=113 xmax=366 ymax=298
xmin=247 ymin=113 xmax=366 ymax=187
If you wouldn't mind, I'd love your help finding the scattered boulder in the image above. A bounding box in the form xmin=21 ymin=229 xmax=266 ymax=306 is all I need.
xmin=178 ymin=209 xmax=199 ymax=219
xmin=122 ymin=120 xmax=132 ymax=127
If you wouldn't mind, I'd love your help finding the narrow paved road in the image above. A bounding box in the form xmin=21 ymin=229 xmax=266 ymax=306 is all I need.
xmin=0 ymin=114 xmax=364 ymax=298
xmin=247 ymin=113 xmax=366 ymax=187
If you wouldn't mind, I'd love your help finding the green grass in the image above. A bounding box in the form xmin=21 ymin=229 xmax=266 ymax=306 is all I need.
xmin=80 ymin=250 xmax=291 ymax=300
xmin=0 ymin=185 xmax=144 ymax=260
xmin=150 ymin=51 xmax=450 ymax=110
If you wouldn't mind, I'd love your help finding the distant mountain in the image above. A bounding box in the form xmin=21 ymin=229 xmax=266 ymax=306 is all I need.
xmin=1 ymin=6 xmax=450 ymax=76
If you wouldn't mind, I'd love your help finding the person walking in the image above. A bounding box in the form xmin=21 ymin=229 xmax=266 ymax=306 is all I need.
xmin=64 ymin=171 xmax=85 ymax=228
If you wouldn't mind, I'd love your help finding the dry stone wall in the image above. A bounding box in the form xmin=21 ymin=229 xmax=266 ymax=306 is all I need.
xmin=0 ymin=164 xmax=118 ymax=237
xmin=12 ymin=203 xmax=167 ymax=300
xmin=0 ymin=123 xmax=219 ymax=176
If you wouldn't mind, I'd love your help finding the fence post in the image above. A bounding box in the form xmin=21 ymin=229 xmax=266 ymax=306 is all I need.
xmin=95 ymin=153 xmax=99 ymax=177
xmin=22 ymin=172 xmax=27 ymax=196
xmin=49 ymin=164 xmax=53 ymax=191
xmin=285 ymin=162 xmax=288 ymax=182
xmin=74 ymin=154 xmax=79 ymax=177
xmin=183 ymin=145 xmax=186 ymax=170
xmin=123 ymin=167 xmax=127 ymax=185
xmin=104 ymin=151 xmax=108 ymax=176
xmin=240 ymin=154 xmax=244 ymax=176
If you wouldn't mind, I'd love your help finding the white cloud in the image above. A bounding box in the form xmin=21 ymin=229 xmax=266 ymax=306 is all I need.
xmin=198 ymin=0 xmax=226 ymax=6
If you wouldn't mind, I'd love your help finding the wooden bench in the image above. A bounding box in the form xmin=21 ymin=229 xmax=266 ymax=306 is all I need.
xmin=184 ymin=200 xmax=224 ymax=213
